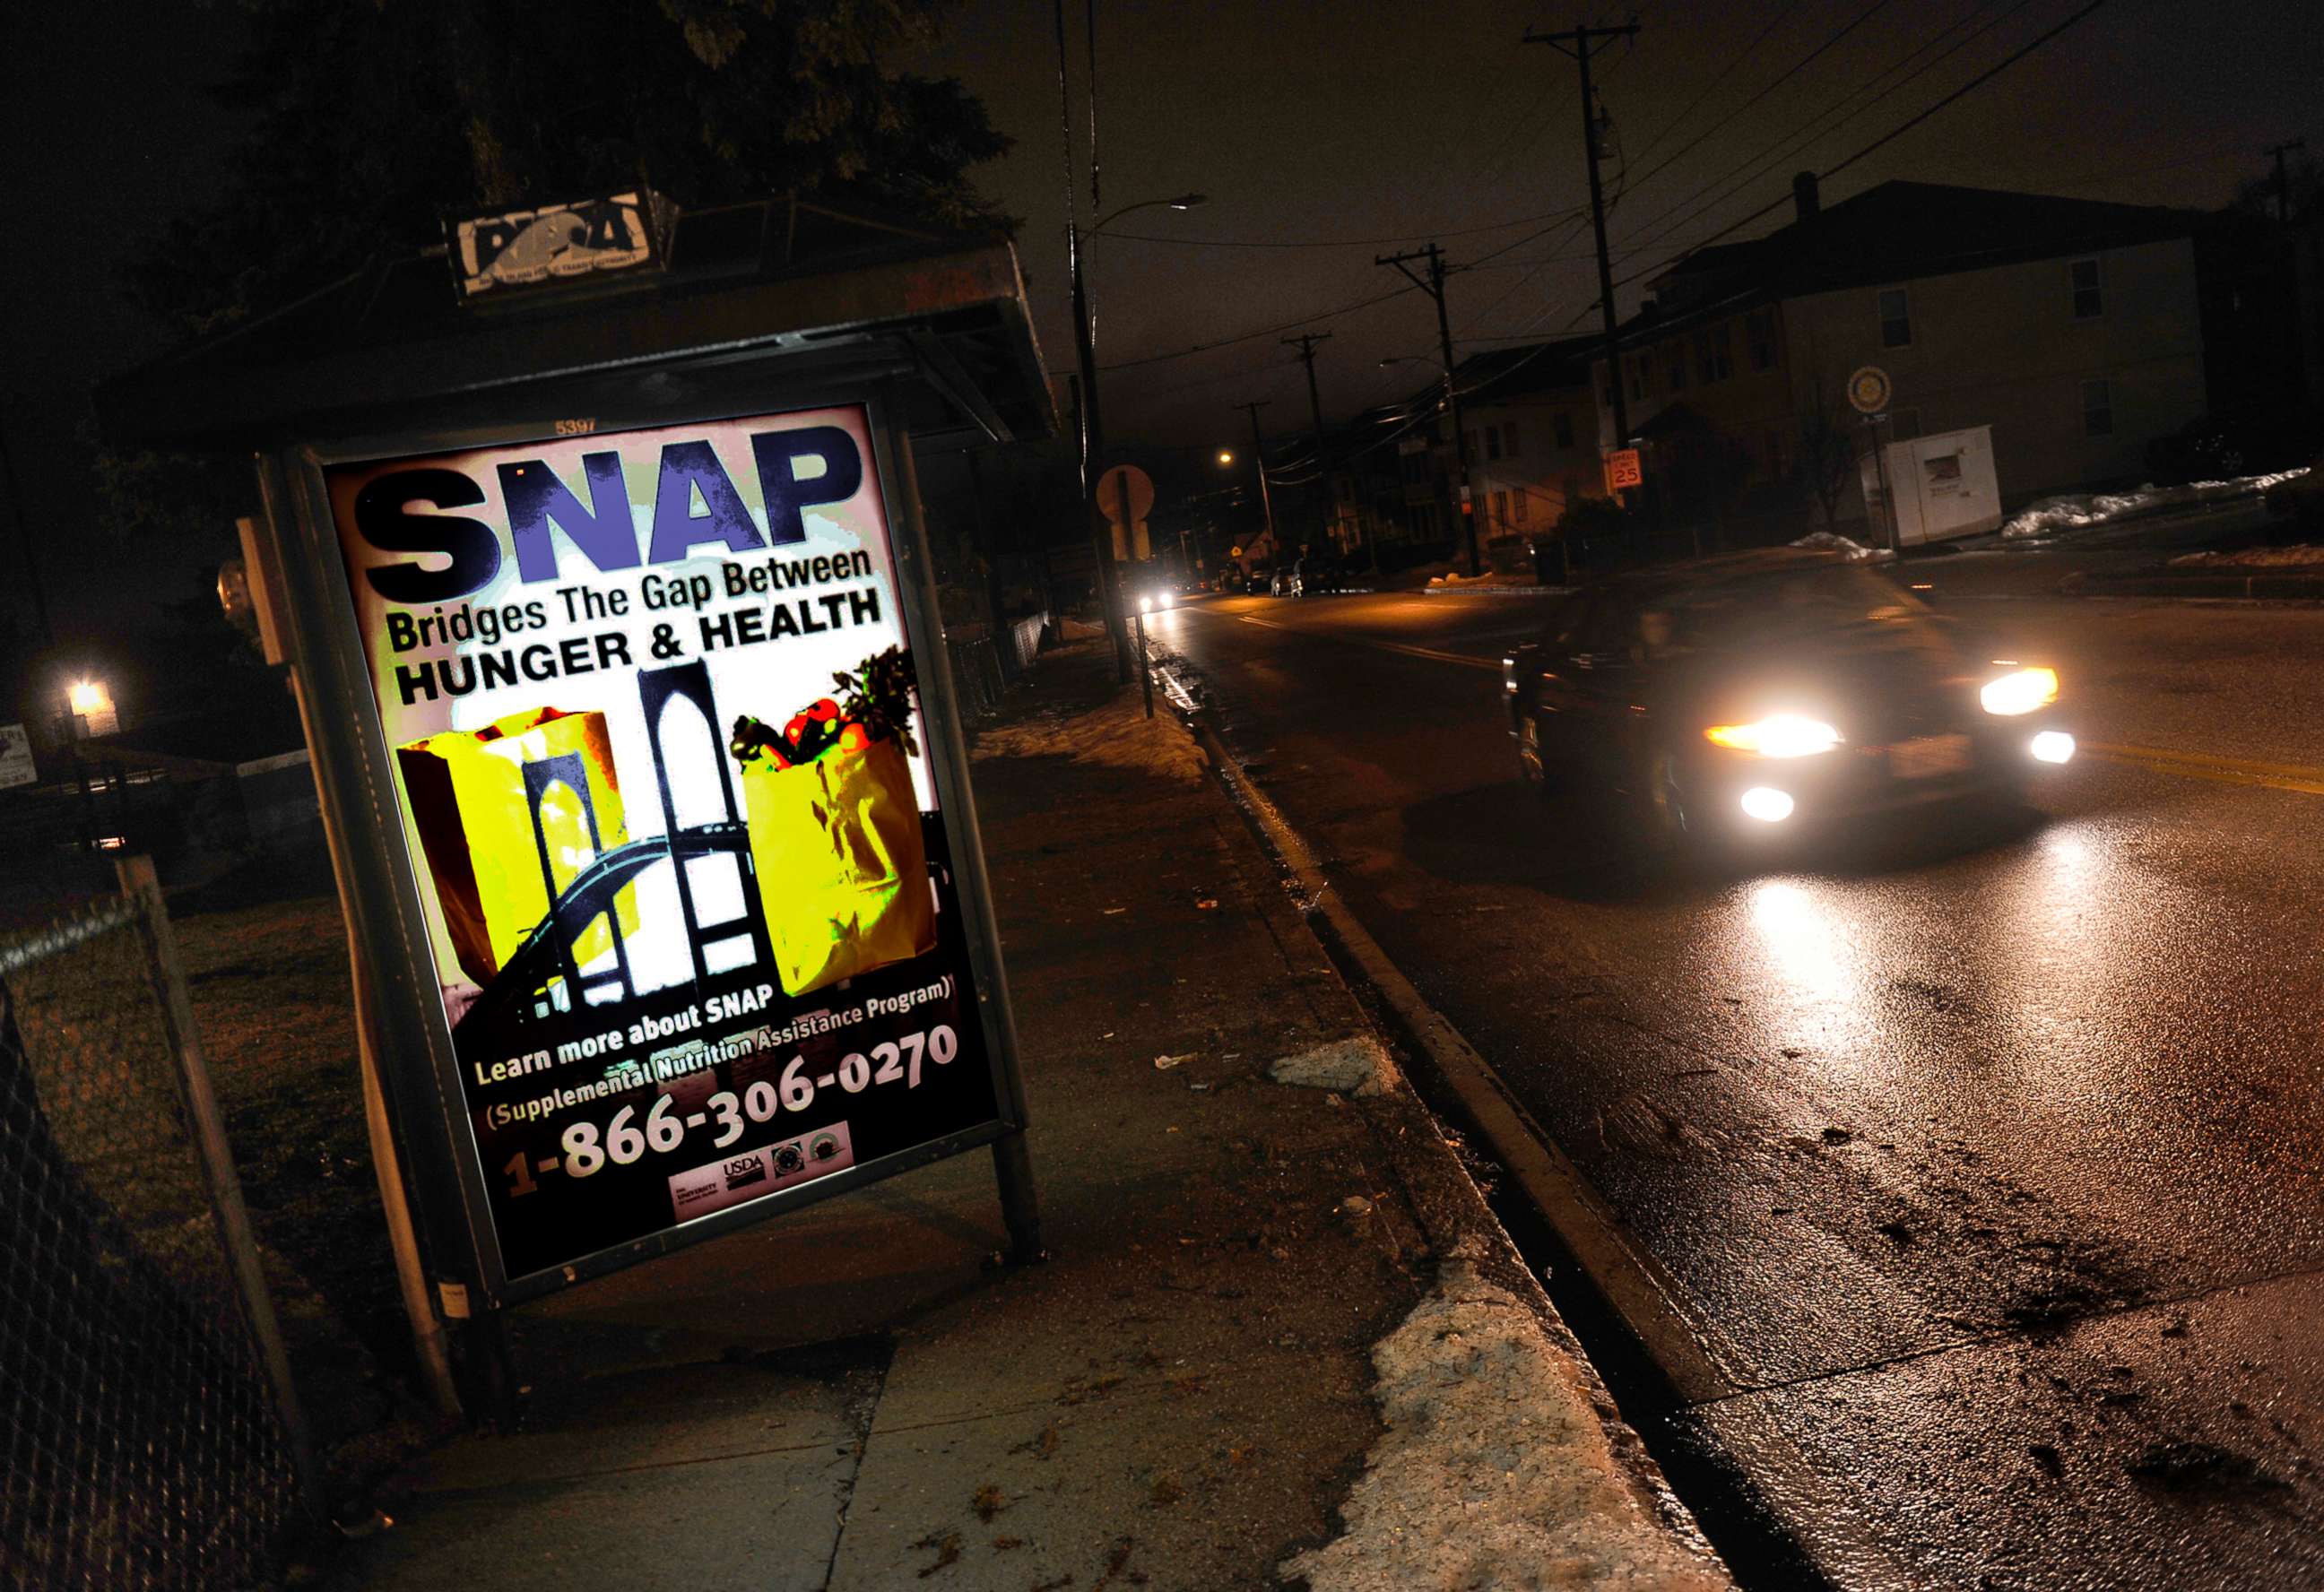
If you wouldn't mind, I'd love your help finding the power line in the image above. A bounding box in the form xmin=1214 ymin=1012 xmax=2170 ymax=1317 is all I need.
xmin=1095 ymin=203 xmax=1586 ymax=251
xmin=1610 ymin=0 xmax=1907 ymax=209
xmin=1820 ymin=0 xmax=2112 ymax=184
xmin=1618 ymin=0 xmax=2030 ymax=256
xmin=1571 ymin=0 xmax=2117 ymax=330
xmin=1625 ymin=1 xmax=1806 ymax=168
xmin=1096 ymin=280 xmax=1421 ymax=371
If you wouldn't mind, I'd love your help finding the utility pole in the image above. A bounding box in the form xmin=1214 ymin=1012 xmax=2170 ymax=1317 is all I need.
xmin=1377 ymin=244 xmax=1480 ymax=575
xmin=1069 ymin=273 xmax=1135 ymax=682
xmin=1281 ymin=332 xmax=1337 ymax=558
xmin=2266 ymin=137 xmax=2308 ymax=224
xmin=1525 ymin=21 xmax=1640 ymax=458
xmin=1232 ymin=400 xmax=1277 ymax=557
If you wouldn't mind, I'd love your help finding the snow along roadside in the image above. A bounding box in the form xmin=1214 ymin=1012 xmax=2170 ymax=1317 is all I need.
xmin=1283 ymin=1239 xmax=1734 ymax=1592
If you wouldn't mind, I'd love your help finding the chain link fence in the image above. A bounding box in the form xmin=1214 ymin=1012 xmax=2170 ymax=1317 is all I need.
xmin=1 ymin=866 xmax=314 ymax=1591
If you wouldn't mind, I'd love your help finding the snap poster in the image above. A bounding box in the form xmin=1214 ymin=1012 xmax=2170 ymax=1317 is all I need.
xmin=326 ymin=406 xmax=1001 ymax=1283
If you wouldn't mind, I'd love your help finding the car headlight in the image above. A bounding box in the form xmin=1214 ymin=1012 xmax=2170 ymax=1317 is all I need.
xmin=1980 ymin=666 xmax=2058 ymax=716
xmin=1704 ymin=714 xmax=1842 ymax=758
xmin=1138 ymin=595 xmax=1153 ymax=613
xmin=1159 ymin=591 xmax=1175 ymax=609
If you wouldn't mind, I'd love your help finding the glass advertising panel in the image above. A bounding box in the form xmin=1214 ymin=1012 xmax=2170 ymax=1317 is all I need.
xmin=325 ymin=405 xmax=1002 ymax=1282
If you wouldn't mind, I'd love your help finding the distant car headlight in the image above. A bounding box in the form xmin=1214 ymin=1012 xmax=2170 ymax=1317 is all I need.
xmin=1981 ymin=667 xmax=2059 ymax=716
xmin=1704 ymin=714 xmax=1842 ymax=758
xmin=1138 ymin=595 xmax=1154 ymax=614
xmin=1159 ymin=591 xmax=1175 ymax=609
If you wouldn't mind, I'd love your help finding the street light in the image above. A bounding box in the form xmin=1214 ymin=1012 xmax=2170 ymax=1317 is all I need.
xmin=1070 ymin=192 xmax=1207 ymax=681
xmin=1215 ymin=448 xmax=1234 ymax=466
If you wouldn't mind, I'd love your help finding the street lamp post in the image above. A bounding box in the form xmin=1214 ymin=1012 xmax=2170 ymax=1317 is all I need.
xmin=1071 ymin=192 xmax=1205 ymax=682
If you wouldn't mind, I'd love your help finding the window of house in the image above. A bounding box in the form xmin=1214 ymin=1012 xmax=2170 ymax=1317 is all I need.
xmin=1493 ymin=489 xmax=1509 ymax=527
xmin=1486 ymin=425 xmax=1503 ymax=462
xmin=2070 ymin=258 xmax=2103 ymax=319
xmin=1554 ymin=411 xmax=1575 ymax=450
xmin=2082 ymin=378 xmax=2112 ymax=437
xmin=1878 ymin=288 xmax=1912 ymax=349
xmin=1504 ymin=421 xmax=1522 ymax=457
xmin=1627 ymin=357 xmax=1647 ymax=402
xmin=1666 ymin=342 xmax=1687 ymax=392
xmin=1513 ymin=488 xmax=1529 ymax=523
xmin=1746 ymin=308 xmax=1776 ymax=372
xmin=1765 ymin=429 xmax=1787 ymax=481
xmin=1694 ymin=324 xmax=1733 ymax=384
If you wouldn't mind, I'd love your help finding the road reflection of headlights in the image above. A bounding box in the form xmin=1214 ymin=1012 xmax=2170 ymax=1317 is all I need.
xmin=1704 ymin=714 xmax=1841 ymax=757
xmin=1981 ymin=666 xmax=2059 ymax=715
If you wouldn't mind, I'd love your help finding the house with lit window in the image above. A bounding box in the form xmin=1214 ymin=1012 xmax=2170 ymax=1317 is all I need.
xmin=1323 ymin=340 xmax=1608 ymax=569
xmin=1592 ymin=176 xmax=2294 ymax=539
xmin=1453 ymin=339 xmax=1607 ymax=554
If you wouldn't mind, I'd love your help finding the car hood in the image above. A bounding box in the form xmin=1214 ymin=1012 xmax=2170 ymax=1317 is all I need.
xmin=1656 ymin=626 xmax=1982 ymax=742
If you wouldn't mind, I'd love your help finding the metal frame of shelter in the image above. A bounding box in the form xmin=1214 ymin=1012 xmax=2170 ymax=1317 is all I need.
xmin=99 ymin=197 xmax=1054 ymax=1351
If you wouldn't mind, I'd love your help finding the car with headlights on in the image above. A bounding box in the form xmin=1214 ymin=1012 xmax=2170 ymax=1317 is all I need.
xmin=1501 ymin=548 xmax=2072 ymax=845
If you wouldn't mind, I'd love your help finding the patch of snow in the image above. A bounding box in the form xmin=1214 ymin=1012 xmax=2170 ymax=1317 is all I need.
xmin=1282 ymin=1256 xmax=1732 ymax=1591
xmin=1789 ymin=531 xmax=1891 ymax=561
xmin=971 ymin=663 xmax=1206 ymax=783
xmin=2001 ymin=467 xmax=2312 ymax=540
xmin=1269 ymin=1035 xmax=1394 ymax=1097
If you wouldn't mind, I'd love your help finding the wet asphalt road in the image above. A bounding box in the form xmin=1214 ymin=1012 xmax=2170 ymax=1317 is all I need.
xmin=1151 ymin=584 xmax=2324 ymax=1589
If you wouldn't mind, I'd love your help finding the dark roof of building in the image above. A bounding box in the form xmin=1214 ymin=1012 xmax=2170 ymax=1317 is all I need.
xmin=96 ymin=195 xmax=1054 ymax=453
xmin=1621 ymin=178 xmax=2216 ymax=346
xmin=1451 ymin=337 xmax=1599 ymax=403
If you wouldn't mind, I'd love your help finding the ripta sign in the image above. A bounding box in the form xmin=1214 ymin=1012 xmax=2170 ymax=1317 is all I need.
xmin=450 ymin=190 xmax=669 ymax=302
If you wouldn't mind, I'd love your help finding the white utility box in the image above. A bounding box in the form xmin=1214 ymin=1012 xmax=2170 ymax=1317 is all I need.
xmin=1860 ymin=423 xmax=2002 ymax=546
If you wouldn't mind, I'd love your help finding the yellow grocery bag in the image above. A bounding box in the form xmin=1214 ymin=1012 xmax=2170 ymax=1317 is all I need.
xmin=741 ymin=739 xmax=935 ymax=998
xmin=395 ymin=707 xmax=638 ymax=988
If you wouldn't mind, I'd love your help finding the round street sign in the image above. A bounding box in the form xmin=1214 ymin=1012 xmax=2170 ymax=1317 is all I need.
xmin=1096 ymin=463 xmax=1156 ymax=528
xmin=1847 ymin=365 xmax=1893 ymax=415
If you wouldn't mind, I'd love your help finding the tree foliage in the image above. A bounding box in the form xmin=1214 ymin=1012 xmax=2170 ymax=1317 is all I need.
xmin=2229 ymin=151 xmax=2322 ymax=225
xmin=103 ymin=1 xmax=1012 ymax=549
xmin=128 ymin=0 xmax=1013 ymax=340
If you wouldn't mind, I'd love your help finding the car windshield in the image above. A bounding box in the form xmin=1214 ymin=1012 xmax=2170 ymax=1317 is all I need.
xmin=1643 ymin=565 xmax=1928 ymax=654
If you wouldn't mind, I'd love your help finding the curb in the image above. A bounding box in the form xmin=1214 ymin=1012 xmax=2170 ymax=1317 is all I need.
xmin=1153 ymin=659 xmax=1916 ymax=1590
xmin=2070 ymin=572 xmax=2324 ymax=601
xmin=1149 ymin=667 xmax=1735 ymax=1578
xmin=1418 ymin=584 xmax=1574 ymax=598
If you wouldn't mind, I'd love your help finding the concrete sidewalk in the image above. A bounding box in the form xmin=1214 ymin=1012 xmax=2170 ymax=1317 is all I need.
xmin=327 ymin=637 xmax=1729 ymax=1591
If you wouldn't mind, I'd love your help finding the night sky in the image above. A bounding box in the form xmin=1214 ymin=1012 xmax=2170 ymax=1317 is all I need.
xmin=2 ymin=0 xmax=2314 ymax=644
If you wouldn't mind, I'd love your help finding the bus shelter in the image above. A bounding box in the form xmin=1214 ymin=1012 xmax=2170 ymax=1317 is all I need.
xmin=99 ymin=195 xmax=1054 ymax=1406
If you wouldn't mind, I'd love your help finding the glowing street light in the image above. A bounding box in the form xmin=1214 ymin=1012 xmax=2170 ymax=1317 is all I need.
xmin=68 ymin=678 xmax=118 ymax=738
xmin=1216 ymin=448 xmax=1235 ymax=466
